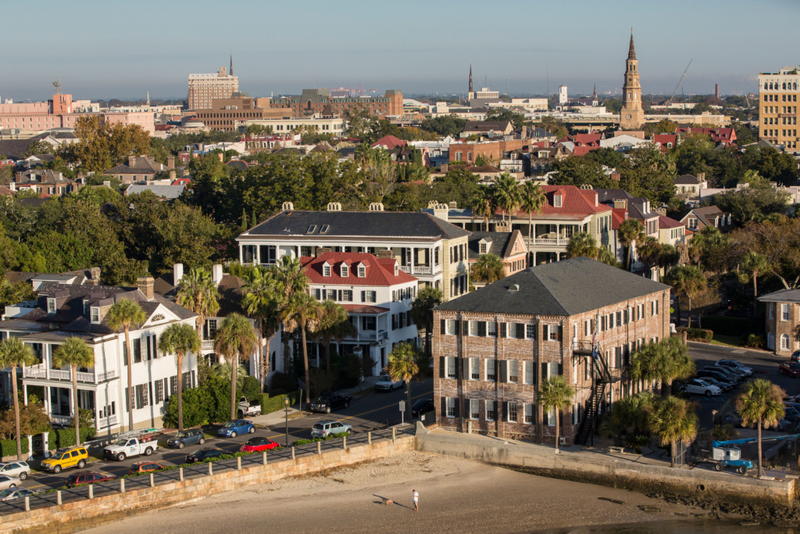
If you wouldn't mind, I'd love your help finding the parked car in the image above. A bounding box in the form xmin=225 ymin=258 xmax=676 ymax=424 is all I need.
xmin=780 ymin=362 xmax=800 ymax=378
xmin=311 ymin=421 xmax=352 ymax=438
xmin=696 ymin=370 xmax=736 ymax=389
xmin=103 ymin=433 xmax=159 ymax=461
xmin=167 ymin=429 xmax=205 ymax=449
xmin=713 ymin=365 xmax=747 ymax=380
xmin=412 ymin=398 xmax=435 ymax=418
xmin=41 ymin=447 xmax=89 ymax=474
xmin=218 ymin=419 xmax=256 ymax=438
xmin=0 ymin=475 xmax=21 ymax=491
xmin=716 ymin=359 xmax=753 ymax=376
xmin=128 ymin=462 xmax=166 ymax=475
xmin=239 ymin=437 xmax=280 ymax=453
xmin=698 ymin=376 xmax=735 ymax=392
xmin=310 ymin=391 xmax=352 ymax=413
xmin=66 ymin=472 xmax=117 ymax=488
xmin=791 ymin=351 xmax=800 ymax=363
xmin=699 ymin=367 xmax=740 ymax=384
xmin=681 ymin=378 xmax=721 ymax=396
xmin=185 ymin=448 xmax=225 ymax=464
xmin=0 ymin=461 xmax=30 ymax=481
xmin=375 ymin=374 xmax=403 ymax=392
xmin=716 ymin=412 xmax=743 ymax=427
xmin=0 ymin=488 xmax=37 ymax=502
xmin=237 ymin=397 xmax=262 ymax=418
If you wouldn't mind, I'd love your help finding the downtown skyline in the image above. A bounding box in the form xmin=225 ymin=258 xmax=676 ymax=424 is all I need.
xmin=3 ymin=0 xmax=799 ymax=101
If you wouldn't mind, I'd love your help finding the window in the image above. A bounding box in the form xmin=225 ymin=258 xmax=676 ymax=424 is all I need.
xmin=487 ymin=322 xmax=497 ymax=337
xmin=507 ymin=402 xmax=518 ymax=423
xmin=470 ymin=357 xmax=480 ymax=380
xmin=446 ymin=397 xmax=456 ymax=418
xmin=781 ymin=334 xmax=791 ymax=351
xmin=155 ymin=380 xmax=164 ymax=403
xmin=90 ymin=307 xmax=100 ymax=323
xmin=340 ymin=264 xmax=349 ymax=277
xmin=446 ymin=357 xmax=456 ymax=379
xmin=469 ymin=399 xmax=480 ymax=420
xmin=524 ymin=362 xmax=535 ymax=384
xmin=445 ymin=319 xmax=457 ymax=335
xmin=486 ymin=400 xmax=496 ymax=421
xmin=584 ymin=319 xmax=591 ymax=336
xmin=358 ymin=265 xmax=366 ymax=278
xmin=544 ymin=324 xmax=561 ymax=341
xmin=526 ymin=324 xmax=536 ymax=339
xmin=486 ymin=359 xmax=496 ymax=381
xmin=553 ymin=194 xmax=562 ymax=207
xmin=133 ymin=339 xmax=142 ymax=363
xmin=323 ymin=263 xmax=331 ymax=277
xmin=769 ymin=304 xmax=774 ymax=320
xmin=361 ymin=290 xmax=377 ymax=303
xmin=135 ymin=384 xmax=149 ymax=409
xmin=782 ymin=303 xmax=790 ymax=321
xmin=47 ymin=298 xmax=56 ymax=314
xmin=508 ymin=360 xmax=518 ymax=383
xmin=545 ymin=407 xmax=556 ymax=426
xmin=524 ymin=403 xmax=534 ymax=424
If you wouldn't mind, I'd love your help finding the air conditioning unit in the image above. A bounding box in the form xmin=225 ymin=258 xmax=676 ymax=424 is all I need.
xmin=559 ymin=437 xmax=566 ymax=446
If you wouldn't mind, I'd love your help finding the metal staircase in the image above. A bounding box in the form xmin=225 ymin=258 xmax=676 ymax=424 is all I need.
xmin=573 ymin=341 xmax=618 ymax=446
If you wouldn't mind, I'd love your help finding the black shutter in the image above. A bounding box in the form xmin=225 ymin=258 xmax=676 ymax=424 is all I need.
xmin=455 ymin=320 xmax=460 ymax=336
xmin=462 ymin=358 xmax=469 ymax=380
xmin=499 ymin=323 xmax=506 ymax=338
xmin=439 ymin=357 xmax=445 ymax=379
xmin=516 ymin=323 xmax=525 ymax=339
xmin=440 ymin=319 xmax=446 ymax=335
xmin=558 ymin=363 xmax=563 ymax=376
xmin=454 ymin=399 xmax=459 ymax=418
xmin=533 ymin=362 xmax=538 ymax=385
xmin=478 ymin=322 xmax=487 ymax=337
xmin=498 ymin=360 xmax=507 ymax=383
xmin=440 ymin=397 xmax=447 ymax=422
xmin=557 ymin=325 xmax=563 ymax=341
xmin=502 ymin=402 xmax=508 ymax=422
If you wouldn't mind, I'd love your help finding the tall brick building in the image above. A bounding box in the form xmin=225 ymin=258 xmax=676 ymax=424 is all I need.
xmin=187 ymin=66 xmax=239 ymax=111
xmin=758 ymin=66 xmax=800 ymax=152
xmin=432 ymin=257 xmax=670 ymax=446
xmin=759 ymin=289 xmax=800 ymax=355
xmin=269 ymin=89 xmax=403 ymax=119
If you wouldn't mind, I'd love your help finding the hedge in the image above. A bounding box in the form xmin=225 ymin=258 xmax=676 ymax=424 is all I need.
xmin=678 ymin=327 xmax=713 ymax=341
xmin=700 ymin=315 xmax=756 ymax=336
xmin=0 ymin=439 xmax=29 ymax=457
xmin=0 ymin=427 xmax=95 ymax=458
xmin=262 ymin=391 xmax=302 ymax=415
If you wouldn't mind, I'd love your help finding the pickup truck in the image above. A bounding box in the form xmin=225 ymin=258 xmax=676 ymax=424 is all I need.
xmin=310 ymin=391 xmax=352 ymax=413
xmin=103 ymin=433 xmax=159 ymax=461
xmin=237 ymin=397 xmax=262 ymax=418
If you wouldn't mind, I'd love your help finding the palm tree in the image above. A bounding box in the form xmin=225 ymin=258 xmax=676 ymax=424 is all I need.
xmin=471 ymin=254 xmax=506 ymax=285
xmin=629 ymin=338 xmax=695 ymax=397
xmin=176 ymin=267 xmax=220 ymax=337
xmin=663 ymin=265 xmax=707 ymax=328
xmin=649 ymin=396 xmax=698 ymax=468
xmin=493 ymin=173 xmax=521 ymax=225
xmin=386 ymin=342 xmax=420 ymax=425
xmin=0 ymin=338 xmax=37 ymax=458
xmin=242 ymin=266 xmax=282 ymax=384
xmin=740 ymin=252 xmax=769 ymax=311
xmin=284 ymin=293 xmax=322 ymax=411
xmin=566 ymin=232 xmax=598 ymax=260
xmin=736 ymin=379 xmax=786 ymax=478
xmin=470 ymin=184 xmax=496 ymax=231
xmin=273 ymin=256 xmax=310 ymax=371
xmin=519 ymin=181 xmax=545 ymax=245
xmin=618 ymin=218 xmax=646 ymax=271
xmin=158 ymin=323 xmax=201 ymax=431
xmin=52 ymin=337 xmax=95 ymax=447
xmin=107 ymin=297 xmax=147 ymax=431
xmin=409 ymin=287 xmax=443 ymax=357
xmin=214 ymin=313 xmax=257 ymax=421
xmin=538 ymin=375 xmax=575 ymax=453
xmin=314 ymin=300 xmax=356 ymax=372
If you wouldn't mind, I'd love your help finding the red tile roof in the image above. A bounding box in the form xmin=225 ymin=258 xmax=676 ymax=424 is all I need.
xmin=611 ymin=208 xmax=628 ymax=230
xmin=300 ymin=252 xmax=417 ymax=287
xmin=498 ymin=184 xmax=611 ymax=220
xmin=573 ymin=133 xmax=602 ymax=146
xmin=371 ymin=135 xmax=407 ymax=149
xmin=572 ymin=146 xmax=594 ymax=156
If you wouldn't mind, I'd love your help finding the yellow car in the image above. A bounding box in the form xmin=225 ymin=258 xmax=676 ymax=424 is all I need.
xmin=41 ymin=447 xmax=89 ymax=474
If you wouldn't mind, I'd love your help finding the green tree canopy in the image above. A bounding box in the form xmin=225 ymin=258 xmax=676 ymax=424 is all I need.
xmin=736 ymin=379 xmax=785 ymax=477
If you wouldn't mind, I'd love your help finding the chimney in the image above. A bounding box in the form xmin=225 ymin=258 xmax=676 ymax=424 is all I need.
xmin=137 ymin=276 xmax=155 ymax=301
xmin=449 ymin=200 xmax=458 ymax=209
xmin=218 ymin=152 xmax=224 ymax=162
xmin=88 ymin=267 xmax=101 ymax=285
xmin=212 ymin=264 xmax=223 ymax=285
xmin=375 ymin=249 xmax=394 ymax=259
xmin=169 ymin=170 xmax=176 ymax=181
xmin=167 ymin=156 xmax=175 ymax=169
xmin=315 ymin=247 xmax=332 ymax=258
xmin=173 ymin=263 xmax=184 ymax=286
xmin=613 ymin=199 xmax=628 ymax=210
xmin=128 ymin=155 xmax=136 ymax=167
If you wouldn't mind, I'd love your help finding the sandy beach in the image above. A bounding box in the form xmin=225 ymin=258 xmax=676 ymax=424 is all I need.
xmin=84 ymin=451 xmax=711 ymax=534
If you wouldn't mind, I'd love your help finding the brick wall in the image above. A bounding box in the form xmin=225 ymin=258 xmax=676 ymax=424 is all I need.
xmin=766 ymin=301 xmax=800 ymax=355
xmin=449 ymin=139 xmax=527 ymax=164
xmin=0 ymin=437 xmax=414 ymax=534
xmin=432 ymin=289 xmax=670 ymax=445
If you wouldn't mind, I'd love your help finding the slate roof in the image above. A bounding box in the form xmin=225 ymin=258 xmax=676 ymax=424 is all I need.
xmin=435 ymin=257 xmax=669 ymax=316
xmin=107 ymin=156 xmax=165 ymax=175
xmin=675 ymin=174 xmax=701 ymax=185
xmin=216 ymin=274 xmax=247 ymax=317
xmin=463 ymin=121 xmax=511 ymax=133
xmin=0 ymin=139 xmax=39 ymax=159
xmin=467 ymin=231 xmax=520 ymax=261
xmin=758 ymin=288 xmax=800 ymax=304
xmin=657 ymin=215 xmax=684 ymax=229
xmin=243 ymin=210 xmax=470 ymax=240
xmin=301 ymin=252 xmax=416 ymax=287
xmin=125 ymin=184 xmax=185 ymax=199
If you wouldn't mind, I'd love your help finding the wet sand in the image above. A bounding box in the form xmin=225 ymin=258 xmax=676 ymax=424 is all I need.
xmin=84 ymin=451 xmax=711 ymax=534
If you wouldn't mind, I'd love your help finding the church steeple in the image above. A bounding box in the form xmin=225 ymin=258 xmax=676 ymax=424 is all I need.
xmin=469 ymin=64 xmax=473 ymax=95
xmin=620 ymin=30 xmax=644 ymax=130
xmin=230 ymin=53 xmax=233 ymax=76
xmin=628 ymin=30 xmax=636 ymax=60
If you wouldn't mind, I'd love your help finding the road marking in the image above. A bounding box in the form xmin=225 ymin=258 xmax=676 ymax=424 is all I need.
xmin=339 ymin=391 xmax=429 ymax=423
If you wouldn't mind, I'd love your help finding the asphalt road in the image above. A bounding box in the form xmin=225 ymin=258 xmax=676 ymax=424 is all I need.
xmin=19 ymin=378 xmax=434 ymax=492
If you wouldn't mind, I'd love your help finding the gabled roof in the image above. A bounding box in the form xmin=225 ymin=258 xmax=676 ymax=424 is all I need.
xmin=675 ymin=174 xmax=701 ymax=185
xmin=758 ymin=288 xmax=800 ymax=304
xmin=463 ymin=121 xmax=511 ymax=133
xmin=657 ymin=215 xmax=684 ymax=229
xmin=301 ymin=252 xmax=416 ymax=287
xmin=371 ymin=135 xmax=406 ymax=149
xmin=467 ymin=231 xmax=522 ymax=261
xmin=611 ymin=208 xmax=627 ymax=230
xmin=242 ymin=210 xmax=470 ymax=240
xmin=435 ymin=257 xmax=669 ymax=316
xmin=499 ymin=185 xmax=610 ymax=220
xmin=106 ymin=156 xmax=165 ymax=175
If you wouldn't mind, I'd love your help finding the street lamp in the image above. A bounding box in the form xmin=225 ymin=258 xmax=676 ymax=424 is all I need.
xmin=284 ymin=397 xmax=290 ymax=448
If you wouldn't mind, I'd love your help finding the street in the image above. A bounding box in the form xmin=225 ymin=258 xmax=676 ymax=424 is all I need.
xmin=19 ymin=379 xmax=433 ymax=492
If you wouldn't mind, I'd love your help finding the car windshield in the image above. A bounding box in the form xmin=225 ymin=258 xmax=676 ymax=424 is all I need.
xmin=316 ymin=395 xmax=331 ymax=401
xmin=0 ymin=489 xmax=13 ymax=498
xmin=112 ymin=439 xmax=128 ymax=447
xmin=379 ymin=375 xmax=391 ymax=381
xmin=174 ymin=432 xmax=186 ymax=439
xmin=313 ymin=423 xmax=324 ymax=430
xmin=223 ymin=421 xmax=237 ymax=428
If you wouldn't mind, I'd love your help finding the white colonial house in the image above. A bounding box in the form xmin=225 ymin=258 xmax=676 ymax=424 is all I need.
xmin=301 ymin=251 xmax=419 ymax=375
xmin=0 ymin=277 xmax=198 ymax=434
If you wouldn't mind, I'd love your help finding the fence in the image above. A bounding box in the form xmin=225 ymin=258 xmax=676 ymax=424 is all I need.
xmin=0 ymin=425 xmax=414 ymax=517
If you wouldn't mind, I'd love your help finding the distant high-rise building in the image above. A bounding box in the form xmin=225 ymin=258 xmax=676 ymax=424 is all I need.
xmin=187 ymin=66 xmax=239 ymax=111
xmin=758 ymin=66 xmax=800 ymax=151
xmin=714 ymin=83 xmax=719 ymax=99
xmin=469 ymin=64 xmax=473 ymax=97
xmin=558 ymin=85 xmax=568 ymax=105
xmin=619 ymin=31 xmax=644 ymax=130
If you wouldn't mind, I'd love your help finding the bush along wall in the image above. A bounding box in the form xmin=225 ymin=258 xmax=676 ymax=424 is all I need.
xmin=262 ymin=391 xmax=302 ymax=415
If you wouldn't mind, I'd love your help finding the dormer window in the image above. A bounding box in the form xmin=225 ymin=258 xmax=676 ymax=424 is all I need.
xmin=47 ymin=298 xmax=56 ymax=314
xmin=394 ymin=263 xmax=399 ymax=276
xmin=83 ymin=301 xmax=89 ymax=315
xmin=340 ymin=263 xmax=349 ymax=277
xmin=322 ymin=262 xmax=331 ymax=277
xmin=479 ymin=243 xmax=487 ymax=254
xmin=91 ymin=307 xmax=100 ymax=324
xmin=357 ymin=265 xmax=366 ymax=278
xmin=553 ymin=194 xmax=562 ymax=208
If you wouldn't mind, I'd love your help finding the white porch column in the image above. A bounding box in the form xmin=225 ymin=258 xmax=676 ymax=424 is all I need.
xmin=22 ymin=381 xmax=28 ymax=406
xmin=43 ymin=386 xmax=50 ymax=415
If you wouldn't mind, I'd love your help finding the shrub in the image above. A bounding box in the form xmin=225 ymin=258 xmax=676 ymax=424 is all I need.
xmin=677 ymin=327 xmax=713 ymax=341
xmin=240 ymin=376 xmax=262 ymax=402
xmin=262 ymin=391 xmax=302 ymax=414
xmin=743 ymin=334 xmax=765 ymax=348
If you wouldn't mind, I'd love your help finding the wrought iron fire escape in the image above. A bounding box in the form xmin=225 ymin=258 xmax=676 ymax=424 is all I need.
xmin=574 ymin=339 xmax=619 ymax=446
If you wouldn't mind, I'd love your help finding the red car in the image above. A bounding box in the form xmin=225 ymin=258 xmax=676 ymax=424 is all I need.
xmin=66 ymin=472 xmax=117 ymax=488
xmin=239 ymin=437 xmax=281 ymax=453
xmin=780 ymin=362 xmax=800 ymax=378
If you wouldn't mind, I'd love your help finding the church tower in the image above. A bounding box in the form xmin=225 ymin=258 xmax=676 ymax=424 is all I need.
xmin=469 ymin=64 xmax=473 ymax=99
xmin=620 ymin=31 xmax=644 ymax=130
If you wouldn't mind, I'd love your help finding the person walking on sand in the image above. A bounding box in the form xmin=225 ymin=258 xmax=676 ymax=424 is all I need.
xmin=412 ymin=489 xmax=419 ymax=512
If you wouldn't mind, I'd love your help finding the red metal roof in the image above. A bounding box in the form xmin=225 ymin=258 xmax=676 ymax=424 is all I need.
xmin=498 ymin=184 xmax=611 ymax=219
xmin=611 ymin=208 xmax=628 ymax=230
xmin=371 ymin=135 xmax=407 ymax=149
xmin=300 ymin=252 xmax=417 ymax=287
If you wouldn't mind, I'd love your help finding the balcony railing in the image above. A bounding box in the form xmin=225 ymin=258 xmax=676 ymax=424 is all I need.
xmin=526 ymin=236 xmax=570 ymax=247
xmin=98 ymin=414 xmax=118 ymax=429
xmin=399 ymin=264 xmax=443 ymax=276
xmin=202 ymin=340 xmax=215 ymax=351
xmin=23 ymin=365 xmax=118 ymax=384
xmin=343 ymin=330 xmax=388 ymax=343
xmin=50 ymin=415 xmax=71 ymax=426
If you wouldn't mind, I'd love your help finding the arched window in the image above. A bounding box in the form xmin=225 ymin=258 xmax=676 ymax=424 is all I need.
xmin=781 ymin=334 xmax=791 ymax=351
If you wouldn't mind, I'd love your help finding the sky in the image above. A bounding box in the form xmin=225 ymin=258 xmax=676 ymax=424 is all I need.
xmin=3 ymin=0 xmax=800 ymax=102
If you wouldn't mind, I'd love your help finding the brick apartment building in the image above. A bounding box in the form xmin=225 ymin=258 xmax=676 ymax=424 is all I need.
xmin=433 ymin=257 xmax=670 ymax=446
xmin=449 ymin=139 xmax=527 ymax=165
xmin=759 ymin=288 xmax=800 ymax=355
xmin=269 ymin=89 xmax=403 ymax=119
xmin=193 ymin=96 xmax=288 ymax=131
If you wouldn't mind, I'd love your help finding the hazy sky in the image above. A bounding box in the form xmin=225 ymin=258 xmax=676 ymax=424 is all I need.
xmin=3 ymin=0 xmax=799 ymax=101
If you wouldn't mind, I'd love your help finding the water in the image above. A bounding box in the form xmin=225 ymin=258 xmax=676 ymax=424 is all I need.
xmin=532 ymin=519 xmax=796 ymax=534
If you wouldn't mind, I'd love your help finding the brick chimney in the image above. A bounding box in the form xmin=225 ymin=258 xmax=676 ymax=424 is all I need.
xmin=88 ymin=267 xmax=101 ymax=286
xmin=128 ymin=155 xmax=136 ymax=167
xmin=169 ymin=170 xmax=176 ymax=181
xmin=167 ymin=156 xmax=175 ymax=169
xmin=137 ymin=276 xmax=155 ymax=301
